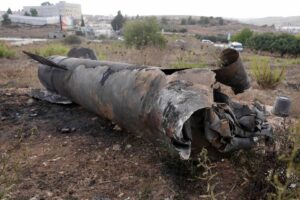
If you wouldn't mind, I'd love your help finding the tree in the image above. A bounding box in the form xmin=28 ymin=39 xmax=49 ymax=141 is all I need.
xmin=123 ymin=17 xmax=166 ymax=49
xmin=161 ymin=17 xmax=168 ymax=26
xmin=30 ymin=8 xmax=38 ymax=17
xmin=111 ymin=10 xmax=125 ymax=31
xmin=181 ymin=18 xmax=187 ymax=25
xmin=2 ymin=13 xmax=11 ymax=25
xmin=187 ymin=16 xmax=196 ymax=25
xmin=41 ymin=2 xmax=52 ymax=6
xmin=24 ymin=11 xmax=30 ymax=16
xmin=81 ymin=15 xmax=85 ymax=27
xmin=232 ymin=28 xmax=253 ymax=44
xmin=7 ymin=8 xmax=12 ymax=15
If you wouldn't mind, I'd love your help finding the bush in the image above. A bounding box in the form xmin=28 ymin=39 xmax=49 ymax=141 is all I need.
xmin=123 ymin=17 xmax=166 ymax=49
xmin=63 ymin=35 xmax=82 ymax=45
xmin=251 ymin=56 xmax=285 ymax=89
xmin=179 ymin=28 xmax=187 ymax=33
xmin=232 ymin=28 xmax=253 ymax=44
xmin=247 ymin=33 xmax=300 ymax=57
xmin=35 ymin=43 xmax=69 ymax=57
xmin=1 ymin=13 xmax=11 ymax=25
xmin=195 ymin=34 xmax=228 ymax=43
xmin=0 ymin=43 xmax=16 ymax=58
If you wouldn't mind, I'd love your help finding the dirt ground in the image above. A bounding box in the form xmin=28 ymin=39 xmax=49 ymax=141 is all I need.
xmin=0 ymin=40 xmax=299 ymax=199
xmin=0 ymin=25 xmax=58 ymax=38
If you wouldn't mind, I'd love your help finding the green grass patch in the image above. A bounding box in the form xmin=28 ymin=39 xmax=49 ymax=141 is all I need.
xmin=34 ymin=43 xmax=69 ymax=57
xmin=0 ymin=43 xmax=16 ymax=58
xmin=251 ymin=56 xmax=285 ymax=89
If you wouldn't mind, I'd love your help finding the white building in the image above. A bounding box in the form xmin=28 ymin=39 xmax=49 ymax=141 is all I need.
xmin=9 ymin=15 xmax=60 ymax=26
xmin=276 ymin=26 xmax=300 ymax=34
xmin=23 ymin=1 xmax=81 ymax=19
xmin=90 ymin=23 xmax=114 ymax=37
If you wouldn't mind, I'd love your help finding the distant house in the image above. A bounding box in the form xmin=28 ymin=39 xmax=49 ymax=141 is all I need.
xmin=23 ymin=1 xmax=82 ymax=19
xmin=276 ymin=26 xmax=300 ymax=34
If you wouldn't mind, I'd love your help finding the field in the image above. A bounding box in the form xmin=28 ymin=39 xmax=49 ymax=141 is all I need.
xmin=0 ymin=35 xmax=299 ymax=199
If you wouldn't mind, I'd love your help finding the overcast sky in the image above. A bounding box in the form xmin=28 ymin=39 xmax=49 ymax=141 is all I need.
xmin=1 ymin=0 xmax=299 ymax=18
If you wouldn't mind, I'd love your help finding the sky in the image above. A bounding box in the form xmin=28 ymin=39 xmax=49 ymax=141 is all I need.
xmin=1 ymin=0 xmax=300 ymax=19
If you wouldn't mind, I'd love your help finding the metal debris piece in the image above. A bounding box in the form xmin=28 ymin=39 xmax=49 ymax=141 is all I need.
xmin=272 ymin=96 xmax=291 ymax=117
xmin=213 ymin=48 xmax=250 ymax=94
xmin=24 ymin=49 xmax=272 ymax=159
xmin=67 ymin=47 xmax=98 ymax=60
xmin=30 ymin=89 xmax=72 ymax=104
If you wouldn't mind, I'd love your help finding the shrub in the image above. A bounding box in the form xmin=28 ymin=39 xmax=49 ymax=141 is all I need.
xmin=247 ymin=33 xmax=300 ymax=57
xmin=268 ymin=121 xmax=300 ymax=199
xmin=1 ymin=13 xmax=11 ymax=25
xmin=250 ymin=56 xmax=285 ymax=89
xmin=195 ymin=34 xmax=228 ymax=43
xmin=179 ymin=28 xmax=187 ymax=33
xmin=232 ymin=28 xmax=253 ymax=44
xmin=123 ymin=17 xmax=166 ymax=49
xmin=0 ymin=43 xmax=16 ymax=58
xmin=35 ymin=43 xmax=69 ymax=57
xmin=63 ymin=35 xmax=82 ymax=45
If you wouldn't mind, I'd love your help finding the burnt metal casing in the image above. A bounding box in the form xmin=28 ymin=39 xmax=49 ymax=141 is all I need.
xmin=213 ymin=48 xmax=250 ymax=94
xmin=37 ymin=56 xmax=216 ymax=159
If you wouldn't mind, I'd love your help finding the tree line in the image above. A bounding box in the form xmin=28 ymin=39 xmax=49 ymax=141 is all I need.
xmin=233 ymin=28 xmax=300 ymax=57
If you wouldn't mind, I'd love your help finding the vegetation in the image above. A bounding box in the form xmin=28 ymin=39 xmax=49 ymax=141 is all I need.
xmin=6 ymin=8 xmax=12 ymax=15
xmin=232 ymin=28 xmax=253 ymax=44
xmin=35 ymin=43 xmax=69 ymax=57
xmin=81 ymin=15 xmax=85 ymax=27
xmin=24 ymin=11 xmax=30 ymax=16
xmin=250 ymin=56 xmax=285 ymax=89
xmin=247 ymin=32 xmax=300 ymax=57
xmin=1 ymin=13 xmax=11 ymax=25
xmin=30 ymin=8 xmax=38 ymax=17
xmin=181 ymin=16 xmax=225 ymax=26
xmin=195 ymin=34 xmax=228 ymax=43
xmin=111 ymin=10 xmax=125 ymax=31
xmin=0 ymin=43 xmax=16 ymax=59
xmin=123 ymin=17 xmax=166 ymax=49
xmin=268 ymin=121 xmax=300 ymax=199
xmin=63 ymin=35 xmax=82 ymax=45
xmin=41 ymin=1 xmax=53 ymax=6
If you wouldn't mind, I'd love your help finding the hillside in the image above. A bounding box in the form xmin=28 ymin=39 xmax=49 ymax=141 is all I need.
xmin=238 ymin=16 xmax=300 ymax=26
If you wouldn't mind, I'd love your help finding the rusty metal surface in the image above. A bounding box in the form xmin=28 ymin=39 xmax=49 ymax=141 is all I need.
xmin=24 ymin=48 xmax=272 ymax=160
xmin=213 ymin=48 xmax=250 ymax=94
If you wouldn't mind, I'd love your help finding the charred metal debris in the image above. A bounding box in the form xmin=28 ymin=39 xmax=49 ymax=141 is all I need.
xmin=24 ymin=48 xmax=273 ymax=159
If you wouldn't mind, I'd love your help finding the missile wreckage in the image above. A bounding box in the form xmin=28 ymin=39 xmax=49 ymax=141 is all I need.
xmin=24 ymin=48 xmax=273 ymax=159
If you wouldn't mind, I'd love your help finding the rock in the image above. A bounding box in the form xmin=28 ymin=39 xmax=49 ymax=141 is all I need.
xmin=113 ymin=125 xmax=121 ymax=131
xmin=126 ymin=144 xmax=132 ymax=149
xmin=29 ymin=195 xmax=41 ymax=200
xmin=26 ymin=98 xmax=35 ymax=105
xmin=1 ymin=117 xmax=7 ymax=121
xmin=60 ymin=127 xmax=76 ymax=133
xmin=29 ymin=113 xmax=38 ymax=117
xmin=118 ymin=193 xmax=124 ymax=198
xmin=91 ymin=117 xmax=98 ymax=121
xmin=61 ymin=128 xmax=71 ymax=133
xmin=45 ymin=191 xmax=53 ymax=197
xmin=112 ymin=144 xmax=121 ymax=151
xmin=92 ymin=194 xmax=110 ymax=200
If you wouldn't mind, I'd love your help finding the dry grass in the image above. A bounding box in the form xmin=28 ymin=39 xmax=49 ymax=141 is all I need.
xmin=0 ymin=59 xmax=41 ymax=88
xmin=250 ymin=56 xmax=286 ymax=89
